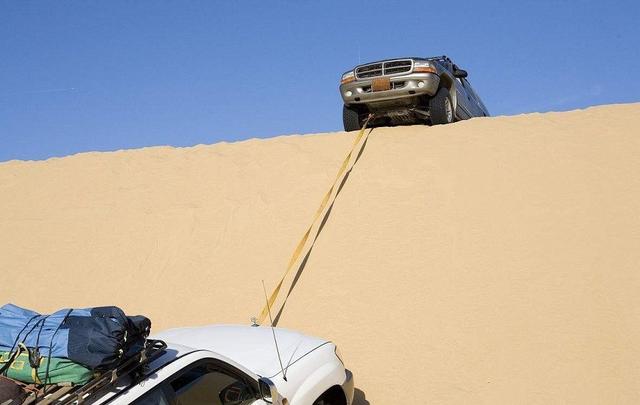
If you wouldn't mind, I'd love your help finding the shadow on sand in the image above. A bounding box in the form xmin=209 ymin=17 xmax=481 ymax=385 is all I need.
xmin=272 ymin=129 xmax=373 ymax=326
xmin=353 ymin=388 xmax=370 ymax=405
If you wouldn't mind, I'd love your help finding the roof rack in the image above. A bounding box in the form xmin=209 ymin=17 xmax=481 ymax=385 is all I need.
xmin=19 ymin=339 xmax=167 ymax=405
xmin=427 ymin=55 xmax=453 ymax=63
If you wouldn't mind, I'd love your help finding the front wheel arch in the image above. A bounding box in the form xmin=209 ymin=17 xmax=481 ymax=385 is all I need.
xmin=312 ymin=385 xmax=347 ymax=405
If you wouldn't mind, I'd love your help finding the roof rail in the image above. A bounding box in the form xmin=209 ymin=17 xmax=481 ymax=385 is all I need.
xmin=427 ymin=55 xmax=452 ymax=63
xmin=19 ymin=339 xmax=167 ymax=405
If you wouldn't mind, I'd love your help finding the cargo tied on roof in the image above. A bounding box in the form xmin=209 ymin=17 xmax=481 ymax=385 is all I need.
xmin=0 ymin=304 xmax=150 ymax=377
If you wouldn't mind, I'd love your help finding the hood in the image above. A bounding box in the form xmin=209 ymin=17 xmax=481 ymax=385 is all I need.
xmin=153 ymin=324 xmax=328 ymax=378
xmin=353 ymin=56 xmax=427 ymax=67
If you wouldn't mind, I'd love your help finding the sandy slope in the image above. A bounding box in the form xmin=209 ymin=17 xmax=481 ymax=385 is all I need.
xmin=1 ymin=103 xmax=639 ymax=404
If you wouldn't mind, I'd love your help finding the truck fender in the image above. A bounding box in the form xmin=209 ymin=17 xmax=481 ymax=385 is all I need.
xmin=439 ymin=71 xmax=457 ymax=112
xmin=289 ymin=362 xmax=346 ymax=404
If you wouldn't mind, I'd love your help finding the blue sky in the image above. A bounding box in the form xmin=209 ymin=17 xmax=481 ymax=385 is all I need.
xmin=1 ymin=0 xmax=639 ymax=162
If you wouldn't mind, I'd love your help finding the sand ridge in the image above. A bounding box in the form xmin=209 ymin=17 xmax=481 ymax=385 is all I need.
xmin=1 ymin=103 xmax=639 ymax=403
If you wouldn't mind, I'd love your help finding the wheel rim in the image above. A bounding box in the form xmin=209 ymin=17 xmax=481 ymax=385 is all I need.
xmin=444 ymin=98 xmax=453 ymax=122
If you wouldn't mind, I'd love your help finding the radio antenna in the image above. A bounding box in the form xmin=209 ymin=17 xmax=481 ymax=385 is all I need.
xmin=262 ymin=280 xmax=287 ymax=381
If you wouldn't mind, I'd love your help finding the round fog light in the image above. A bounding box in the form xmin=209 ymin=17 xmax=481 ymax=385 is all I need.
xmin=345 ymin=91 xmax=353 ymax=97
xmin=417 ymin=81 xmax=425 ymax=88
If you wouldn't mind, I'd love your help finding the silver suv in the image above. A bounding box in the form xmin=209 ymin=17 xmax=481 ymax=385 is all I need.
xmin=339 ymin=55 xmax=489 ymax=130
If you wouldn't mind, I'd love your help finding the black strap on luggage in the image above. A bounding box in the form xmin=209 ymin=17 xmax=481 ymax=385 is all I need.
xmin=0 ymin=345 xmax=25 ymax=376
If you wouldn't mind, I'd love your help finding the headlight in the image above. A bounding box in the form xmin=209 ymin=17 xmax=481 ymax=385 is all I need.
xmin=341 ymin=71 xmax=355 ymax=85
xmin=413 ymin=60 xmax=437 ymax=74
xmin=335 ymin=346 xmax=345 ymax=365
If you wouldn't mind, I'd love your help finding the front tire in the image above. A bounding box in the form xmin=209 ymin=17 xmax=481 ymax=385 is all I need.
xmin=343 ymin=104 xmax=363 ymax=131
xmin=429 ymin=87 xmax=454 ymax=125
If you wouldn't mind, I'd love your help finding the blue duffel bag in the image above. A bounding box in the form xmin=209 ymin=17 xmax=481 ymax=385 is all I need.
xmin=0 ymin=304 xmax=151 ymax=370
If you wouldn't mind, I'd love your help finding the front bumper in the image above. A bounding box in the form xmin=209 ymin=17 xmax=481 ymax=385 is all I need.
xmin=340 ymin=72 xmax=440 ymax=105
xmin=342 ymin=369 xmax=355 ymax=404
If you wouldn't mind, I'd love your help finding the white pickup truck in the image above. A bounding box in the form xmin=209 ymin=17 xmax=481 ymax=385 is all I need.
xmin=83 ymin=325 xmax=354 ymax=405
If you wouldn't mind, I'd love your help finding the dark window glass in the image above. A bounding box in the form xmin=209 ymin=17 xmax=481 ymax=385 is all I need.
xmin=131 ymin=386 xmax=171 ymax=405
xmin=170 ymin=365 xmax=255 ymax=405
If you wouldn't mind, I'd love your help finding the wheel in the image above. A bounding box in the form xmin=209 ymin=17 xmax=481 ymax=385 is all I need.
xmin=429 ymin=87 xmax=454 ymax=125
xmin=343 ymin=104 xmax=363 ymax=131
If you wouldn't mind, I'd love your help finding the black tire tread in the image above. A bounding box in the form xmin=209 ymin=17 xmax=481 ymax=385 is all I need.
xmin=429 ymin=87 xmax=453 ymax=125
xmin=343 ymin=104 xmax=362 ymax=131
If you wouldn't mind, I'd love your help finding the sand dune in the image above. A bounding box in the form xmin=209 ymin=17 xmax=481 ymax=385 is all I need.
xmin=1 ymin=103 xmax=639 ymax=403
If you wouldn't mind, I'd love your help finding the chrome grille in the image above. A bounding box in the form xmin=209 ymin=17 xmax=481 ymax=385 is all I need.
xmin=384 ymin=60 xmax=412 ymax=75
xmin=355 ymin=59 xmax=412 ymax=79
xmin=356 ymin=63 xmax=383 ymax=79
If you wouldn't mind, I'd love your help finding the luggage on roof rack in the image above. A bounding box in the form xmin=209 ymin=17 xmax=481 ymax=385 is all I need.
xmin=18 ymin=339 xmax=167 ymax=405
xmin=0 ymin=304 xmax=151 ymax=372
xmin=0 ymin=303 xmax=156 ymax=404
xmin=0 ymin=350 xmax=93 ymax=385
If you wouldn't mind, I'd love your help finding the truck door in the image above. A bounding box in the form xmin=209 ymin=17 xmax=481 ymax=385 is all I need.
xmin=460 ymin=78 xmax=477 ymax=116
xmin=463 ymin=78 xmax=488 ymax=116
xmin=453 ymin=74 xmax=472 ymax=119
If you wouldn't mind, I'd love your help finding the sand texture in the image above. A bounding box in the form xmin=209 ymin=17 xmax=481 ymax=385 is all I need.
xmin=1 ymin=103 xmax=639 ymax=403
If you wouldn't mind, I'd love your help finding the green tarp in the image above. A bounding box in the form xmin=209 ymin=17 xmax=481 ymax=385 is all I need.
xmin=0 ymin=352 xmax=93 ymax=385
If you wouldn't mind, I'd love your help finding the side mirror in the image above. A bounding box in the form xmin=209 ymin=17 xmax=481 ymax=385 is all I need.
xmin=453 ymin=69 xmax=468 ymax=78
xmin=258 ymin=377 xmax=283 ymax=404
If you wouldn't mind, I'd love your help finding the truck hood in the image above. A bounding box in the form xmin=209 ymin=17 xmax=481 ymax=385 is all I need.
xmin=353 ymin=56 xmax=426 ymax=67
xmin=153 ymin=324 xmax=329 ymax=378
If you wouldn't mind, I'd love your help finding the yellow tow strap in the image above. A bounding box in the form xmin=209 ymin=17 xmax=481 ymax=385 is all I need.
xmin=256 ymin=115 xmax=374 ymax=325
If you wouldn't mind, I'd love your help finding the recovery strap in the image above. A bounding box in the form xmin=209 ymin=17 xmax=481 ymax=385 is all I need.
xmin=256 ymin=115 xmax=374 ymax=325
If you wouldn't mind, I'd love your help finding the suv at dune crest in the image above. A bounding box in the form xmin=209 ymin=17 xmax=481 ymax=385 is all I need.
xmin=339 ymin=55 xmax=489 ymax=130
